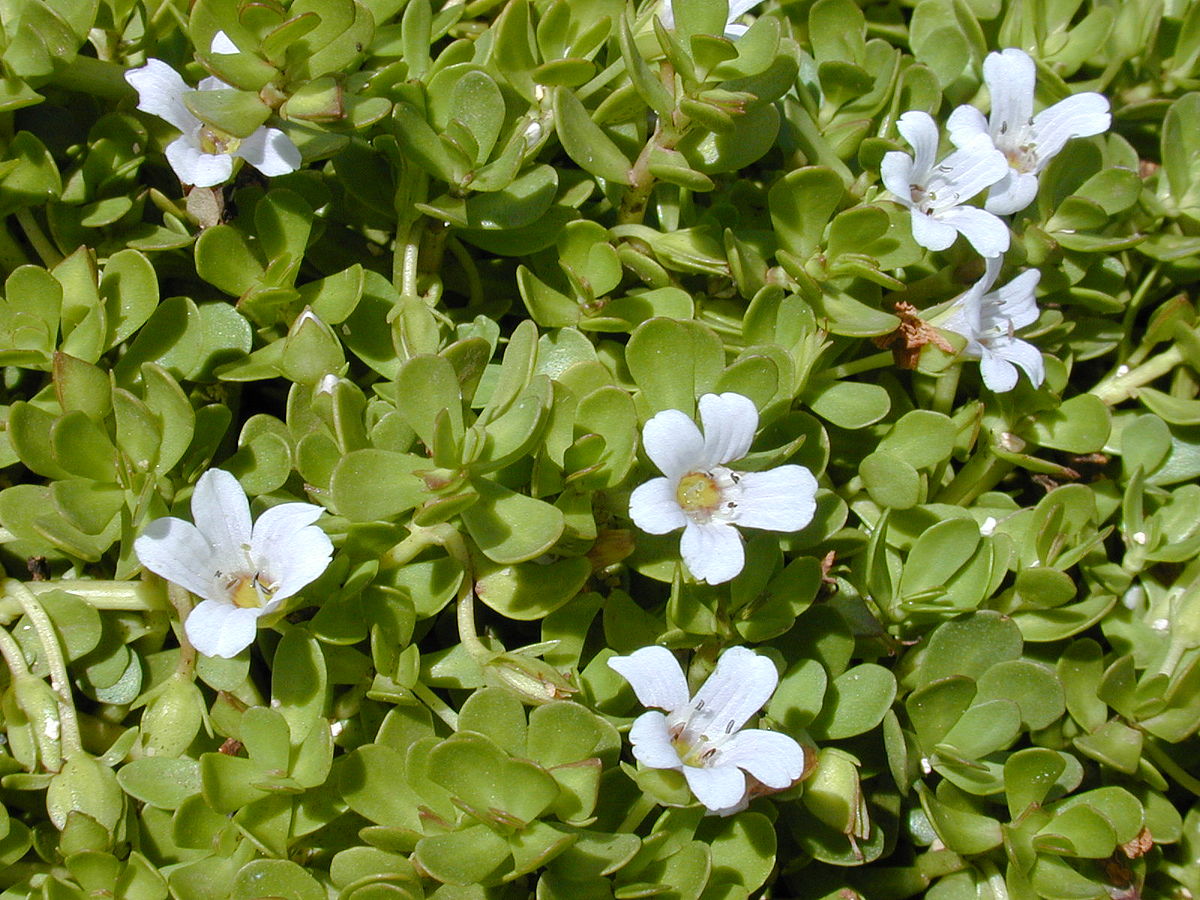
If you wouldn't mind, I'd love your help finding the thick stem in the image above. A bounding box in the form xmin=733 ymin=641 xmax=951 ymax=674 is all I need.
xmin=1090 ymin=346 xmax=1183 ymax=406
xmin=412 ymin=681 xmax=459 ymax=731
xmin=0 ymin=580 xmax=168 ymax=623
xmin=5 ymin=580 xmax=82 ymax=757
xmin=0 ymin=623 xmax=30 ymax=676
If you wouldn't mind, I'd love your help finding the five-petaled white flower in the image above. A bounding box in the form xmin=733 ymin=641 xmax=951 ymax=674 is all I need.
xmin=609 ymin=645 xmax=805 ymax=816
xmin=628 ymin=392 xmax=817 ymax=585
xmin=134 ymin=468 xmax=332 ymax=658
xmin=881 ymin=110 xmax=1011 ymax=258
xmin=947 ymin=48 xmax=1111 ymax=215
xmin=124 ymin=34 xmax=301 ymax=188
xmin=938 ymin=255 xmax=1044 ymax=392
xmin=658 ymin=0 xmax=764 ymax=38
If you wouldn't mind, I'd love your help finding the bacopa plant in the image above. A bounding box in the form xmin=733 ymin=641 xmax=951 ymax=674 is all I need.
xmin=0 ymin=0 xmax=1199 ymax=898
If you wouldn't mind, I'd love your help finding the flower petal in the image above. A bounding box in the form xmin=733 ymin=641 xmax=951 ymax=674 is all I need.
xmin=191 ymin=469 xmax=253 ymax=571
xmin=992 ymin=269 xmax=1041 ymax=328
xmin=211 ymin=30 xmax=240 ymax=54
xmin=682 ymin=761 xmax=749 ymax=814
xmin=978 ymin=351 xmax=1019 ymax=392
xmin=946 ymin=104 xmax=990 ymax=150
xmin=628 ymin=711 xmax=686 ymax=769
xmin=185 ymin=599 xmax=261 ymax=658
xmin=629 ymin=477 xmax=689 ymax=535
xmin=715 ymin=728 xmax=806 ymax=788
xmin=731 ymin=465 xmax=818 ymax=532
xmin=251 ymin=502 xmax=332 ymax=602
xmin=908 ymin=208 xmax=958 ymax=252
xmin=642 ymin=408 xmax=705 ymax=480
xmin=896 ymin=110 xmax=939 ymax=178
xmin=986 ymin=336 xmax=1045 ymax=390
xmin=164 ymin=135 xmax=233 ymax=187
xmin=880 ymin=151 xmax=916 ymax=205
xmin=927 ymin=143 xmax=1008 ymax=208
xmin=689 ymin=646 xmax=779 ymax=738
xmin=1029 ymin=92 xmax=1111 ymax=169
xmin=727 ymin=0 xmax=763 ymax=19
xmin=983 ymin=48 xmax=1035 ymax=143
xmin=125 ymin=59 xmax=199 ymax=134
xmin=658 ymin=0 xmax=675 ymax=29
xmin=608 ymin=646 xmax=690 ymax=712
xmin=134 ymin=518 xmax=222 ymax=603
xmin=698 ymin=392 xmax=758 ymax=468
xmin=984 ymin=169 xmax=1040 ymax=215
xmin=934 ymin=205 xmax=1010 ymax=257
xmin=680 ymin=521 xmax=745 ymax=584
xmin=234 ymin=127 xmax=302 ymax=177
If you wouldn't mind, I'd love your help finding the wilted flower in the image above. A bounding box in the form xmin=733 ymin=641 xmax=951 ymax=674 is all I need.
xmin=134 ymin=469 xmax=332 ymax=658
xmin=628 ymin=392 xmax=818 ymax=585
xmin=658 ymin=0 xmax=764 ymax=38
xmin=881 ymin=110 xmax=1010 ymax=257
xmin=948 ymin=48 xmax=1111 ymax=215
xmin=609 ymin=645 xmax=805 ymax=815
xmin=124 ymin=34 xmax=301 ymax=187
xmin=938 ymin=255 xmax=1044 ymax=392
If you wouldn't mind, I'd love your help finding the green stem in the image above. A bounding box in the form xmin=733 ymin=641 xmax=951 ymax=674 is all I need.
xmin=930 ymin=366 xmax=961 ymax=417
xmin=616 ymin=792 xmax=657 ymax=834
xmin=5 ymin=580 xmax=82 ymax=757
xmin=1143 ymin=738 xmax=1200 ymax=797
xmin=0 ymin=221 xmax=31 ymax=273
xmin=825 ymin=351 xmax=895 ymax=381
xmin=936 ymin=447 xmax=1014 ymax=506
xmin=1118 ymin=263 xmax=1162 ymax=364
xmin=0 ymin=580 xmax=168 ymax=623
xmin=166 ymin=583 xmax=198 ymax=677
xmin=393 ymin=218 xmax=423 ymax=297
xmin=14 ymin=209 xmax=61 ymax=267
xmin=412 ymin=681 xmax=459 ymax=731
xmin=446 ymin=237 xmax=484 ymax=308
xmin=0 ymin=622 xmax=30 ymax=676
xmin=1090 ymin=346 xmax=1183 ymax=406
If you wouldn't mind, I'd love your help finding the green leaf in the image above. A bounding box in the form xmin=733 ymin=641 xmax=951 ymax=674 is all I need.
xmin=551 ymin=86 xmax=631 ymax=184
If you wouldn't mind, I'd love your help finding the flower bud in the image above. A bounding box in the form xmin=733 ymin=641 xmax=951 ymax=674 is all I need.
xmin=484 ymin=652 xmax=577 ymax=705
xmin=803 ymin=747 xmax=870 ymax=842
xmin=140 ymin=673 xmax=204 ymax=758
xmin=14 ymin=675 xmax=63 ymax=773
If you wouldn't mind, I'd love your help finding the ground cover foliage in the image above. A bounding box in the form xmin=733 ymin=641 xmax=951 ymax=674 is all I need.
xmin=0 ymin=0 xmax=1200 ymax=896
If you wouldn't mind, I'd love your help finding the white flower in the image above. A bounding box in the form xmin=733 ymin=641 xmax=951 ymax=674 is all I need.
xmin=628 ymin=392 xmax=818 ymax=585
xmin=881 ymin=110 xmax=1011 ymax=257
xmin=608 ymin=645 xmax=805 ymax=815
xmin=938 ymin=255 xmax=1044 ymax=392
xmin=947 ymin=48 xmax=1111 ymax=215
xmin=124 ymin=37 xmax=301 ymax=188
xmin=658 ymin=0 xmax=764 ymax=38
xmin=134 ymin=469 xmax=332 ymax=658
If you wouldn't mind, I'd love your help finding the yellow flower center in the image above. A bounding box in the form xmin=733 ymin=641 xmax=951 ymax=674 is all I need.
xmin=676 ymin=472 xmax=721 ymax=514
xmin=230 ymin=574 xmax=270 ymax=609
xmin=199 ymin=127 xmax=238 ymax=155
